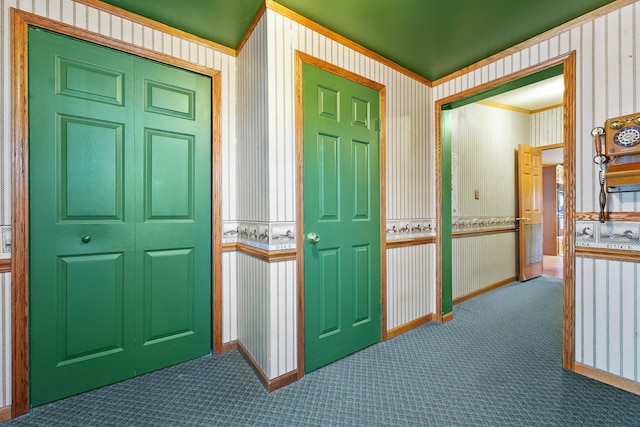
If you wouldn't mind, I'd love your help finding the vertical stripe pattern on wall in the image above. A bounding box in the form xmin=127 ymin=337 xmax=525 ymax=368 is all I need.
xmin=236 ymin=254 xmax=270 ymax=377
xmin=237 ymin=17 xmax=269 ymax=221
xmin=233 ymin=252 xmax=296 ymax=380
xmin=222 ymin=253 xmax=237 ymax=344
xmin=435 ymin=1 xmax=640 ymax=386
xmin=0 ymin=274 xmax=7 ymax=407
xmin=450 ymin=103 xmax=529 ymax=218
xmin=452 ymin=234 xmax=517 ymax=300
xmin=266 ymin=9 xmax=433 ymax=222
xmin=530 ymin=107 xmax=564 ymax=147
xmin=269 ymin=260 xmax=296 ymax=377
xmin=386 ymin=245 xmax=435 ymax=330
xmin=0 ymin=0 xmax=237 ymax=407
xmin=576 ymin=257 xmax=639 ymax=383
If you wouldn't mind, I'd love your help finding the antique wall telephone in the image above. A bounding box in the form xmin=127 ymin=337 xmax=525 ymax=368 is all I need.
xmin=592 ymin=112 xmax=640 ymax=222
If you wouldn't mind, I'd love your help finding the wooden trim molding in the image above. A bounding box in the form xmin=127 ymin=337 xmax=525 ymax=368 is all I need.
xmin=221 ymin=340 xmax=238 ymax=353
xmin=295 ymin=50 xmax=388 ymax=378
xmin=576 ymin=247 xmax=640 ymax=263
xmin=574 ymin=363 xmax=640 ymax=396
xmin=453 ymin=277 xmax=516 ymax=305
xmin=11 ymin=10 xmax=219 ymax=77
xmin=432 ymin=0 xmax=636 ymax=86
xmin=562 ymin=51 xmax=577 ymax=372
xmin=575 ymin=211 xmax=640 ymax=222
xmin=295 ymin=50 xmax=306 ymax=379
xmin=476 ymin=100 xmax=531 ymax=114
xmin=73 ymin=0 xmax=236 ymax=56
xmin=452 ymin=227 xmax=516 ymax=239
xmin=379 ymin=86 xmax=388 ymax=342
xmin=0 ymin=406 xmax=11 ymax=422
xmin=10 ymin=9 xmax=224 ymax=417
xmin=212 ymin=71 xmax=224 ymax=356
xmin=386 ymin=314 xmax=434 ymax=340
xmin=477 ymin=100 xmax=564 ymax=115
xmin=236 ymin=244 xmax=297 ymax=262
xmin=435 ymin=87 xmax=444 ymax=324
xmin=440 ymin=312 xmax=454 ymax=323
xmin=227 ymin=237 xmax=437 ymax=257
xmin=267 ymin=0 xmax=431 ymax=87
xmin=438 ymin=55 xmax=574 ymax=108
xmin=539 ymin=142 xmax=564 ymax=151
xmin=386 ymin=236 xmax=436 ymax=249
xmin=531 ymin=104 xmax=564 ymax=114
xmin=222 ymin=242 xmax=237 ymax=252
xmin=236 ymin=2 xmax=266 ymax=54
xmin=236 ymin=341 xmax=299 ymax=392
xmin=0 ymin=259 xmax=10 ymax=273
xmin=11 ymin=8 xmax=31 ymax=418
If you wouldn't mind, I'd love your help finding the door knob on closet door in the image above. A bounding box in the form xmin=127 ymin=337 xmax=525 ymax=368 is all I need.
xmin=307 ymin=232 xmax=320 ymax=244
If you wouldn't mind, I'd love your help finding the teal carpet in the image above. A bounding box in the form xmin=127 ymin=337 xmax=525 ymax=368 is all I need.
xmin=3 ymin=276 xmax=640 ymax=426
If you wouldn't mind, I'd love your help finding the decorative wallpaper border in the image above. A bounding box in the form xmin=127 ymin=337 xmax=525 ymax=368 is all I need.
xmin=386 ymin=219 xmax=436 ymax=240
xmin=0 ymin=226 xmax=10 ymax=259
xmin=452 ymin=216 xmax=517 ymax=232
xmin=575 ymin=220 xmax=640 ymax=252
xmin=225 ymin=219 xmax=441 ymax=250
xmin=222 ymin=221 xmax=296 ymax=250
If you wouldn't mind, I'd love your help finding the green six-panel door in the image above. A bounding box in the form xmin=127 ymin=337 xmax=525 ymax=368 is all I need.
xmin=28 ymin=28 xmax=211 ymax=406
xmin=303 ymin=63 xmax=381 ymax=372
xmin=133 ymin=54 xmax=212 ymax=375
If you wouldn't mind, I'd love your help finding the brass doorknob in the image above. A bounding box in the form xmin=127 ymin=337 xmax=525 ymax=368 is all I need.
xmin=81 ymin=235 xmax=91 ymax=244
xmin=307 ymin=232 xmax=320 ymax=244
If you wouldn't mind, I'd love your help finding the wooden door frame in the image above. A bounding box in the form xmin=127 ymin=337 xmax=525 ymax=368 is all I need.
xmin=539 ymin=142 xmax=566 ymax=258
xmin=10 ymin=9 xmax=223 ymax=417
xmin=295 ymin=51 xmax=387 ymax=378
xmin=435 ymin=51 xmax=576 ymax=369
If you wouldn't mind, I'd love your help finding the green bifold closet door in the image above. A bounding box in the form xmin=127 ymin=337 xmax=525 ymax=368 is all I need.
xmin=28 ymin=27 xmax=212 ymax=406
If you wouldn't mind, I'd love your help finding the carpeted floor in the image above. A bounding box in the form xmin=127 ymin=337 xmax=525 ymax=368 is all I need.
xmin=3 ymin=276 xmax=640 ymax=426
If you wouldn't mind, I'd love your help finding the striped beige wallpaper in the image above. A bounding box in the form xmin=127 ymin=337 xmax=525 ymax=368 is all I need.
xmin=237 ymin=16 xmax=269 ymax=222
xmin=236 ymin=254 xmax=271 ymax=377
xmin=450 ymin=103 xmax=529 ymax=218
xmin=449 ymin=103 xmax=526 ymax=299
xmin=0 ymin=273 xmax=7 ymax=408
xmin=452 ymin=234 xmax=517 ymax=300
xmin=576 ymin=257 xmax=638 ymax=383
xmin=386 ymin=245 xmax=435 ymax=330
xmin=265 ymin=8 xmax=433 ymax=222
xmin=222 ymin=253 xmax=238 ymax=345
xmin=530 ymin=107 xmax=563 ymax=147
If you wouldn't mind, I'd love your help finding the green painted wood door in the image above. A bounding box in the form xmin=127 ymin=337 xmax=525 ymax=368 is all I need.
xmin=28 ymin=28 xmax=211 ymax=406
xmin=303 ymin=63 xmax=381 ymax=373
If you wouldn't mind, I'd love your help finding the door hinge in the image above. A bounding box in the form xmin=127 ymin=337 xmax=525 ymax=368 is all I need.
xmin=374 ymin=119 xmax=381 ymax=132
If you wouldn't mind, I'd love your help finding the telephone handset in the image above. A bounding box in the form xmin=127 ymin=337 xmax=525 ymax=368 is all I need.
xmin=592 ymin=112 xmax=640 ymax=222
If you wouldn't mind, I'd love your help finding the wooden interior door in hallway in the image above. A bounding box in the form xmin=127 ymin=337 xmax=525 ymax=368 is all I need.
xmin=517 ymin=143 xmax=544 ymax=280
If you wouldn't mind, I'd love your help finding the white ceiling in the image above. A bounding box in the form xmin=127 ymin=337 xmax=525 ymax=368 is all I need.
xmin=481 ymin=75 xmax=565 ymax=165
xmin=485 ymin=75 xmax=565 ymax=111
